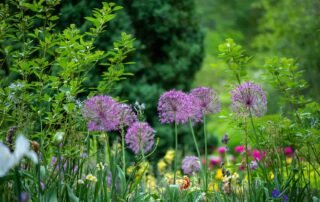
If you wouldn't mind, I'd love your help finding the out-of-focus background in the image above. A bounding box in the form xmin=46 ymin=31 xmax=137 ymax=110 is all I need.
xmin=30 ymin=0 xmax=320 ymax=157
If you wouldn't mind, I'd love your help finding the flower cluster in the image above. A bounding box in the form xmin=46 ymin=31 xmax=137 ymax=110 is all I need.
xmin=82 ymin=96 xmax=137 ymax=132
xmin=181 ymin=156 xmax=201 ymax=175
xmin=158 ymin=87 xmax=220 ymax=124
xmin=125 ymin=122 xmax=155 ymax=154
xmin=231 ymin=82 xmax=267 ymax=117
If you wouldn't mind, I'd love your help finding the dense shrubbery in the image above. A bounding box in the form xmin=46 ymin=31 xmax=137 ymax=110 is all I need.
xmin=0 ymin=1 xmax=319 ymax=202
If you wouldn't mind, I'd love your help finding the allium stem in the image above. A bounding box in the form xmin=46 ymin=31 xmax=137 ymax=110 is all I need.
xmin=189 ymin=119 xmax=201 ymax=159
xmin=174 ymin=115 xmax=178 ymax=184
xmin=15 ymin=166 xmax=21 ymax=201
xmin=203 ymin=115 xmax=208 ymax=193
xmin=121 ymin=124 xmax=126 ymax=172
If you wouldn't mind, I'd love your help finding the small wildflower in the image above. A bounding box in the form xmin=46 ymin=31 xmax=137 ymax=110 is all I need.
xmin=234 ymin=145 xmax=245 ymax=153
xmin=217 ymin=146 xmax=227 ymax=154
xmin=86 ymin=174 xmax=97 ymax=183
xmin=179 ymin=176 xmax=190 ymax=190
xmin=221 ymin=133 xmax=229 ymax=144
xmin=269 ymin=171 xmax=275 ymax=180
xmin=249 ymin=160 xmax=258 ymax=170
xmin=284 ymin=147 xmax=294 ymax=156
xmin=78 ymin=179 xmax=85 ymax=184
xmin=164 ymin=150 xmax=175 ymax=164
xmin=96 ymin=162 xmax=105 ymax=171
xmin=157 ymin=159 xmax=167 ymax=174
xmin=286 ymin=157 xmax=292 ymax=165
xmin=215 ymin=168 xmax=223 ymax=180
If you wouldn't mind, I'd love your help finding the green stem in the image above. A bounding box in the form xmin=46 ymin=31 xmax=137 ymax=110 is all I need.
xmin=189 ymin=119 xmax=201 ymax=159
xmin=244 ymin=130 xmax=252 ymax=201
xmin=15 ymin=166 xmax=21 ymax=201
xmin=121 ymin=124 xmax=126 ymax=172
xmin=174 ymin=117 xmax=178 ymax=184
xmin=203 ymin=115 xmax=208 ymax=193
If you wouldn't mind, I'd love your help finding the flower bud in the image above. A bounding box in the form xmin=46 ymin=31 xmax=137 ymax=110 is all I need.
xmin=53 ymin=132 xmax=64 ymax=144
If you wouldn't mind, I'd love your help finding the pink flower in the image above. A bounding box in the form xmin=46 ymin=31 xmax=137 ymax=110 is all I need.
xmin=217 ymin=146 xmax=227 ymax=154
xmin=252 ymin=149 xmax=264 ymax=160
xmin=209 ymin=156 xmax=221 ymax=167
xmin=234 ymin=146 xmax=245 ymax=153
xmin=284 ymin=147 xmax=294 ymax=156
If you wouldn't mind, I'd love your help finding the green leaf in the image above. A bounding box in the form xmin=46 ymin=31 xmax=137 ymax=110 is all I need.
xmin=67 ymin=185 xmax=79 ymax=202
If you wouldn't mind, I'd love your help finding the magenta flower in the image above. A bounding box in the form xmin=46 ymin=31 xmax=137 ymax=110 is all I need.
xmin=158 ymin=90 xmax=192 ymax=124
xmin=234 ymin=146 xmax=245 ymax=153
xmin=182 ymin=156 xmax=201 ymax=175
xmin=209 ymin=156 xmax=221 ymax=167
xmin=125 ymin=122 xmax=155 ymax=154
xmin=217 ymin=146 xmax=227 ymax=154
xmin=284 ymin=147 xmax=294 ymax=156
xmin=190 ymin=87 xmax=220 ymax=116
xmin=119 ymin=104 xmax=137 ymax=127
xmin=82 ymin=96 xmax=121 ymax=131
xmin=231 ymin=82 xmax=267 ymax=117
xmin=252 ymin=149 xmax=262 ymax=160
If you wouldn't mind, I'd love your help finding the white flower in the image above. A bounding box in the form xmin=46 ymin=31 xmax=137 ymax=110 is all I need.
xmin=0 ymin=135 xmax=38 ymax=177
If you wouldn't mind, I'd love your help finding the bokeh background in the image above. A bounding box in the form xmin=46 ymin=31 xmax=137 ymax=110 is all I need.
xmin=9 ymin=0 xmax=320 ymax=158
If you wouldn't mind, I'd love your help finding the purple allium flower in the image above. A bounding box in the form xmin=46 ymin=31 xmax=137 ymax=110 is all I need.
xmin=157 ymin=90 xmax=192 ymax=124
xmin=82 ymin=95 xmax=121 ymax=131
xmin=125 ymin=122 xmax=155 ymax=154
xmin=221 ymin=133 xmax=229 ymax=144
xmin=190 ymin=87 xmax=220 ymax=115
xmin=231 ymin=82 xmax=267 ymax=117
xmin=119 ymin=104 xmax=137 ymax=127
xmin=249 ymin=160 xmax=258 ymax=170
xmin=182 ymin=156 xmax=201 ymax=175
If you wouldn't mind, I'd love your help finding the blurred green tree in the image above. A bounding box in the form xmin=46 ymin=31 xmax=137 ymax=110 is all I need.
xmin=253 ymin=0 xmax=320 ymax=101
xmin=57 ymin=0 xmax=204 ymax=156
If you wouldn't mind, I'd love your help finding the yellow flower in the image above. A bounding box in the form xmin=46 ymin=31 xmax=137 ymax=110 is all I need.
xmin=127 ymin=166 xmax=135 ymax=175
xmin=164 ymin=150 xmax=175 ymax=164
xmin=157 ymin=159 xmax=167 ymax=174
xmin=215 ymin=169 xmax=223 ymax=180
xmin=96 ymin=162 xmax=105 ymax=171
xmin=286 ymin=157 xmax=292 ymax=165
xmin=208 ymin=182 xmax=219 ymax=192
xmin=86 ymin=174 xmax=97 ymax=183
xmin=164 ymin=172 xmax=174 ymax=184
xmin=269 ymin=171 xmax=274 ymax=180
xmin=232 ymin=172 xmax=239 ymax=179
xmin=146 ymin=175 xmax=157 ymax=192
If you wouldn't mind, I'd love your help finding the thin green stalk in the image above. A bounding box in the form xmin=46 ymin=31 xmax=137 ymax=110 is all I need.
xmin=121 ymin=124 xmax=126 ymax=173
xmin=203 ymin=115 xmax=208 ymax=193
xmin=244 ymin=129 xmax=252 ymax=201
xmin=174 ymin=116 xmax=178 ymax=184
xmin=188 ymin=119 xmax=200 ymax=159
xmin=15 ymin=166 xmax=21 ymax=201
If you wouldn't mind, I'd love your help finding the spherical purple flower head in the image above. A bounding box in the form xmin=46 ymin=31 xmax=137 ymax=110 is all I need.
xmin=119 ymin=103 xmax=137 ymax=127
xmin=82 ymin=95 xmax=121 ymax=131
xmin=182 ymin=156 xmax=201 ymax=175
xmin=125 ymin=122 xmax=155 ymax=154
xmin=231 ymin=82 xmax=267 ymax=117
xmin=158 ymin=90 xmax=193 ymax=124
xmin=190 ymin=87 xmax=220 ymax=116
